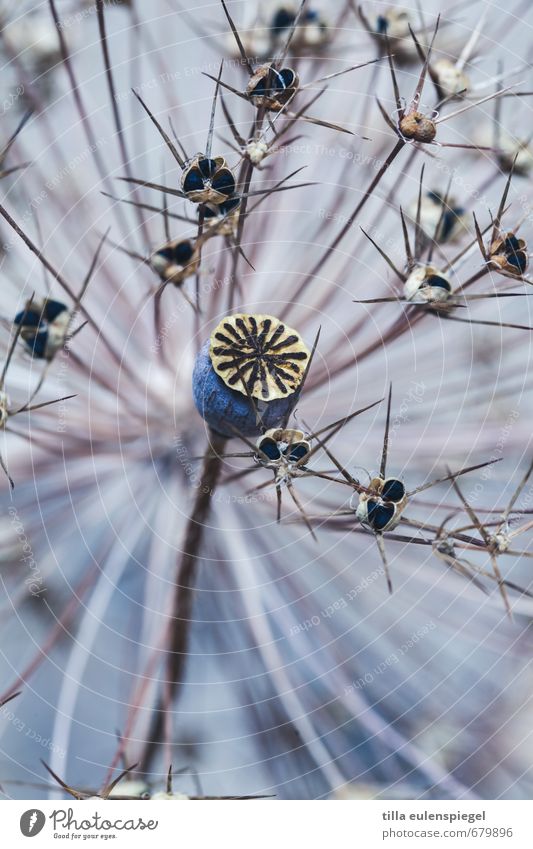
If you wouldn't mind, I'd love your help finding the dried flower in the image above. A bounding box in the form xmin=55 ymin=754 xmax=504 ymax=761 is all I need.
xmin=193 ymin=313 xmax=309 ymax=436
xmin=1 ymin=0 xmax=533 ymax=806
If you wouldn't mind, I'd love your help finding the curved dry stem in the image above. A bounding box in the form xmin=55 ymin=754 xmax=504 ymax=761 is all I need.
xmin=140 ymin=429 xmax=227 ymax=771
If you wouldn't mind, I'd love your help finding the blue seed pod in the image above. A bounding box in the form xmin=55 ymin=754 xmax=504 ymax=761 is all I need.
xmin=14 ymin=298 xmax=70 ymax=360
xmin=192 ymin=314 xmax=311 ymax=437
xmin=181 ymin=155 xmax=237 ymax=206
xmin=246 ymin=64 xmax=299 ymax=109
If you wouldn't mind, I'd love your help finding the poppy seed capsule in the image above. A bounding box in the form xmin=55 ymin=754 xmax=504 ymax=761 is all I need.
xmin=399 ymin=112 xmax=437 ymax=143
xmin=192 ymin=314 xmax=310 ymax=437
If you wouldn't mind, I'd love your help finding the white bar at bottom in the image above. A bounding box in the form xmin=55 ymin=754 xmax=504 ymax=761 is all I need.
xmin=3 ymin=799 xmax=531 ymax=848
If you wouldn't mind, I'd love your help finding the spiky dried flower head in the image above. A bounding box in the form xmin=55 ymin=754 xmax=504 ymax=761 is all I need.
xmin=399 ymin=111 xmax=437 ymax=143
xmin=3 ymin=0 xmax=533 ymax=806
xmin=209 ymin=313 xmax=310 ymax=401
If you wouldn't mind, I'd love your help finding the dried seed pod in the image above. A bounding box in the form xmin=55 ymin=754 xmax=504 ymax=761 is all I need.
xmin=193 ymin=314 xmax=310 ymax=437
xmin=432 ymin=59 xmax=469 ymax=99
xmin=370 ymin=7 xmax=420 ymax=62
xmin=488 ymin=232 xmax=529 ymax=276
xmin=404 ymin=266 xmax=452 ymax=304
xmin=150 ymin=238 xmax=200 ymax=285
xmin=497 ymin=137 xmax=533 ymax=176
xmin=245 ymin=139 xmax=269 ymax=165
xmin=270 ymin=6 xmax=330 ymax=50
xmin=408 ymin=190 xmax=468 ymax=244
xmin=355 ymin=476 xmax=408 ymax=533
xmin=399 ymin=112 xmax=437 ymax=143
xmin=210 ymin=314 xmax=310 ymax=401
xmin=490 ymin=532 xmax=511 ymax=554
xmin=203 ymin=201 xmax=240 ymax=238
xmin=14 ymin=298 xmax=70 ymax=361
xmin=6 ymin=13 xmax=62 ymax=78
xmin=256 ymin=427 xmax=311 ymax=467
xmin=246 ymin=64 xmax=299 ymax=110
xmin=181 ymin=154 xmax=237 ymax=205
xmin=375 ymin=8 xmax=410 ymax=40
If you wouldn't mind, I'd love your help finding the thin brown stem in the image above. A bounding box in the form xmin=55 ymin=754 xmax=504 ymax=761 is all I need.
xmin=140 ymin=430 xmax=227 ymax=771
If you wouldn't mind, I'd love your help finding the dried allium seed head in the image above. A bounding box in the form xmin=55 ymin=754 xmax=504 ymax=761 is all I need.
xmin=399 ymin=112 xmax=437 ymax=143
xmin=210 ymin=313 xmax=310 ymax=401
